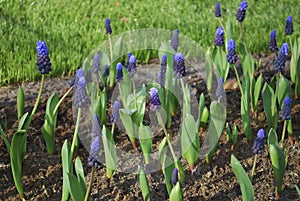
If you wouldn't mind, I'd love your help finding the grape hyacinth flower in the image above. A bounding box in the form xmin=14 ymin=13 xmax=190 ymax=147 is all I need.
xmin=252 ymin=129 xmax=265 ymax=155
xmin=173 ymin=53 xmax=186 ymax=78
xmin=36 ymin=40 xmax=52 ymax=74
xmin=88 ymin=135 xmax=101 ymax=168
xmin=110 ymin=100 xmax=121 ymax=123
xmin=281 ymin=97 xmax=291 ymax=121
xmin=92 ymin=54 xmax=101 ymax=73
xmin=116 ymin=62 xmax=123 ymax=82
xmin=70 ymin=68 xmax=85 ymax=88
xmin=74 ymin=76 xmax=89 ymax=108
xmin=91 ymin=114 xmax=102 ymax=139
xmin=105 ymin=18 xmax=112 ymax=34
xmin=216 ymin=77 xmax=225 ymax=100
xmin=226 ymin=39 xmax=238 ymax=65
xmin=125 ymin=52 xmax=132 ymax=69
xmin=285 ymin=16 xmax=294 ymax=35
xmin=274 ymin=43 xmax=289 ymax=72
xmin=157 ymin=72 xmax=164 ymax=87
xmin=128 ymin=55 xmax=137 ymax=76
xmin=269 ymin=30 xmax=278 ymax=52
xmin=149 ymin=87 xmax=161 ymax=111
xmin=236 ymin=0 xmax=248 ymax=22
xmin=214 ymin=26 xmax=224 ymax=47
xmin=103 ymin=64 xmax=109 ymax=77
xmin=161 ymin=54 xmax=167 ymax=74
xmin=215 ymin=2 xmax=221 ymax=18
xmin=171 ymin=29 xmax=179 ymax=51
xmin=170 ymin=167 xmax=178 ymax=185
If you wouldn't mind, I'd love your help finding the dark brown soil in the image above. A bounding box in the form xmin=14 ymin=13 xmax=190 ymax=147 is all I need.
xmin=0 ymin=54 xmax=300 ymax=201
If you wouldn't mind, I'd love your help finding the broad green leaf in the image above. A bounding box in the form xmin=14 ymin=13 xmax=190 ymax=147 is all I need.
xmin=17 ymin=86 xmax=24 ymax=120
xmin=205 ymin=101 xmax=226 ymax=163
xmin=231 ymin=155 xmax=254 ymax=201
xmin=62 ymin=140 xmax=71 ymax=201
xmin=204 ymin=47 xmax=213 ymax=91
xmin=267 ymin=128 xmax=278 ymax=148
xmin=262 ymin=83 xmax=278 ymax=130
xmin=269 ymin=144 xmax=285 ymax=194
xmin=182 ymin=83 xmax=191 ymax=119
xmin=213 ymin=47 xmax=230 ymax=81
xmin=139 ymin=124 xmax=152 ymax=164
xmin=181 ymin=113 xmax=199 ymax=169
xmin=252 ymin=74 xmax=262 ymax=112
xmin=112 ymin=36 xmax=122 ymax=59
xmin=201 ymin=107 xmax=209 ymax=124
xmin=18 ymin=112 xmax=29 ymax=131
xmin=196 ymin=93 xmax=205 ymax=129
xmin=170 ymin=182 xmax=183 ymax=201
xmin=241 ymin=73 xmax=252 ymax=141
xmin=118 ymin=71 xmax=132 ymax=109
xmin=119 ymin=109 xmax=136 ymax=143
xmin=102 ymin=126 xmax=117 ymax=178
xmin=42 ymin=92 xmax=59 ymax=155
xmin=66 ymin=173 xmax=85 ymax=201
xmin=131 ymin=85 xmax=146 ymax=126
xmin=290 ymin=37 xmax=299 ymax=83
xmin=0 ymin=124 xmax=10 ymax=152
xmin=277 ymin=75 xmax=292 ymax=108
xmin=10 ymin=130 xmax=26 ymax=199
xmin=175 ymin=160 xmax=185 ymax=184
xmin=138 ymin=166 xmax=150 ymax=201
xmin=75 ymin=157 xmax=87 ymax=195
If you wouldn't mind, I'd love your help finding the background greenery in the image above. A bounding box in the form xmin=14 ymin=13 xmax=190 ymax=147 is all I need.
xmin=0 ymin=0 xmax=299 ymax=85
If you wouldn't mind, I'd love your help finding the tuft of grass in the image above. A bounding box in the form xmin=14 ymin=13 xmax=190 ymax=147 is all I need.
xmin=0 ymin=0 xmax=299 ymax=85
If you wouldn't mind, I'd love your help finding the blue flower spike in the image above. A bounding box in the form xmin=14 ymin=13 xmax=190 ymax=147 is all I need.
xmin=36 ymin=40 xmax=52 ymax=74
xmin=110 ymin=100 xmax=121 ymax=123
xmin=252 ymin=129 xmax=265 ymax=155
xmin=215 ymin=2 xmax=221 ymax=18
xmin=105 ymin=18 xmax=112 ymax=34
xmin=149 ymin=87 xmax=161 ymax=112
xmin=171 ymin=29 xmax=179 ymax=51
xmin=236 ymin=0 xmax=248 ymax=22
xmin=226 ymin=39 xmax=238 ymax=65
xmin=173 ymin=53 xmax=186 ymax=78
xmin=269 ymin=30 xmax=278 ymax=52
xmin=214 ymin=26 xmax=224 ymax=47
xmin=285 ymin=16 xmax=294 ymax=35
xmin=116 ymin=62 xmax=123 ymax=82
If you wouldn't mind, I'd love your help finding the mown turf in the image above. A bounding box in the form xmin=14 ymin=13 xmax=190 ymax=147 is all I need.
xmin=0 ymin=0 xmax=299 ymax=85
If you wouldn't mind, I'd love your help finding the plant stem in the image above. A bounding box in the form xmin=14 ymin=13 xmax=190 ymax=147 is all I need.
xmin=84 ymin=167 xmax=95 ymax=201
xmin=108 ymin=35 xmax=114 ymax=88
xmin=70 ymin=108 xmax=81 ymax=160
xmin=239 ymin=22 xmax=248 ymax=55
xmin=133 ymin=80 xmax=137 ymax=108
xmin=231 ymin=65 xmax=243 ymax=98
xmin=280 ymin=120 xmax=287 ymax=149
xmin=156 ymin=111 xmax=178 ymax=164
xmin=180 ymin=78 xmax=187 ymax=106
xmin=29 ymin=74 xmax=45 ymax=120
xmin=272 ymin=73 xmax=280 ymax=126
xmin=111 ymin=123 xmax=115 ymax=136
xmin=250 ymin=154 xmax=258 ymax=181
xmin=53 ymin=86 xmax=73 ymax=116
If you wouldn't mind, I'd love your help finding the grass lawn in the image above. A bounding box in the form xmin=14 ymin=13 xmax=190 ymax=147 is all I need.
xmin=0 ymin=0 xmax=299 ymax=85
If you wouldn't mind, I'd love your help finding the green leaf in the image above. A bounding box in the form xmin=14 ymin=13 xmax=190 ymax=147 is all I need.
xmin=41 ymin=92 xmax=59 ymax=155
xmin=0 ymin=124 xmax=10 ymax=152
xmin=213 ymin=47 xmax=230 ymax=81
xmin=17 ymin=86 xmax=24 ymax=120
xmin=102 ymin=125 xmax=117 ymax=178
xmin=170 ymin=182 xmax=183 ymax=201
xmin=18 ymin=112 xmax=29 ymax=131
xmin=267 ymin=128 xmax=279 ymax=148
xmin=181 ymin=113 xmax=199 ymax=169
xmin=131 ymin=85 xmax=146 ymax=126
xmin=66 ymin=173 xmax=85 ymax=201
xmin=10 ymin=130 xmax=26 ymax=199
xmin=232 ymin=124 xmax=238 ymax=145
xmin=138 ymin=166 xmax=150 ymax=201
xmin=252 ymin=74 xmax=262 ymax=112
xmin=262 ymin=83 xmax=278 ymax=130
xmin=205 ymin=101 xmax=226 ymax=163
xmin=295 ymin=185 xmax=300 ymax=197
xmin=75 ymin=157 xmax=87 ymax=195
xmin=196 ymin=93 xmax=205 ymax=129
xmin=139 ymin=124 xmax=152 ymax=164
xmin=182 ymin=83 xmax=191 ymax=119
xmin=175 ymin=160 xmax=185 ymax=184
xmin=277 ymin=75 xmax=292 ymax=108
xmin=241 ymin=73 xmax=252 ymax=141
xmin=231 ymin=155 xmax=254 ymax=201
xmin=204 ymin=47 xmax=213 ymax=91
xmin=269 ymin=144 xmax=285 ymax=194
xmin=119 ymin=109 xmax=136 ymax=143
xmin=61 ymin=140 xmax=71 ymax=201
xmin=201 ymin=106 xmax=209 ymax=124
xmin=290 ymin=37 xmax=299 ymax=83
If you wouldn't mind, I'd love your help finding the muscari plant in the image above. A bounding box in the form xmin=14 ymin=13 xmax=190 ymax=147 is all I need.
xmin=0 ymin=40 xmax=52 ymax=200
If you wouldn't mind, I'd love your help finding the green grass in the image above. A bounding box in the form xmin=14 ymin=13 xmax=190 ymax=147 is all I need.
xmin=0 ymin=0 xmax=299 ymax=85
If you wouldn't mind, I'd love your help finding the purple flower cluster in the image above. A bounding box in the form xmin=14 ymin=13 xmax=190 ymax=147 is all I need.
xmin=216 ymin=77 xmax=225 ymax=99
xmin=226 ymin=39 xmax=238 ymax=65
xmin=252 ymin=129 xmax=265 ymax=155
xmin=173 ymin=53 xmax=185 ymax=78
xmin=236 ymin=0 xmax=248 ymax=22
xmin=128 ymin=55 xmax=137 ymax=76
xmin=149 ymin=87 xmax=161 ymax=111
xmin=281 ymin=97 xmax=291 ymax=121
xmin=73 ymin=75 xmax=89 ymax=108
xmin=110 ymin=100 xmax=121 ymax=123
xmin=105 ymin=18 xmax=112 ymax=34
xmin=214 ymin=26 xmax=224 ymax=47
xmin=215 ymin=2 xmax=221 ymax=18
xmin=92 ymin=54 xmax=101 ymax=73
xmin=171 ymin=29 xmax=179 ymax=51
xmin=170 ymin=167 xmax=178 ymax=185
xmin=116 ymin=62 xmax=124 ymax=82
xmin=269 ymin=30 xmax=278 ymax=52
xmin=36 ymin=40 xmax=52 ymax=74
xmin=273 ymin=43 xmax=289 ymax=72
xmin=88 ymin=115 xmax=102 ymax=168
xmin=285 ymin=16 xmax=294 ymax=35
xmin=158 ymin=54 xmax=167 ymax=86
